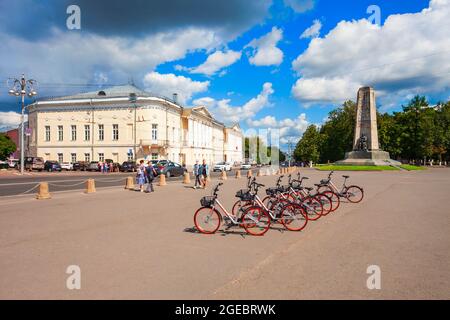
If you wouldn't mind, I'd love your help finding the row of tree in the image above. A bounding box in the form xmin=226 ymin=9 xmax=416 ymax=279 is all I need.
xmin=294 ymin=96 xmax=450 ymax=164
xmin=0 ymin=134 xmax=16 ymax=160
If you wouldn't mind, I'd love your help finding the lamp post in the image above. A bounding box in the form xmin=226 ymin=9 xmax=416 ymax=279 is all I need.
xmin=7 ymin=74 xmax=37 ymax=175
xmin=129 ymin=93 xmax=137 ymax=163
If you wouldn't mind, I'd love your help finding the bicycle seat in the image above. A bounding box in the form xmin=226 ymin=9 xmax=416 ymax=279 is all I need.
xmin=342 ymin=175 xmax=349 ymax=178
xmin=305 ymin=187 xmax=313 ymax=191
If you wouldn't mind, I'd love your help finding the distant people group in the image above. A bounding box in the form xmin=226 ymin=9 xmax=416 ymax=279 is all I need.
xmin=193 ymin=159 xmax=209 ymax=189
xmin=98 ymin=161 xmax=112 ymax=173
xmin=136 ymin=160 xmax=157 ymax=193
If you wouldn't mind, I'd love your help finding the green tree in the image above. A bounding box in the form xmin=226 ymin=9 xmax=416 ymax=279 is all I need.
xmin=294 ymin=125 xmax=321 ymax=163
xmin=0 ymin=133 xmax=16 ymax=160
xmin=319 ymin=100 xmax=356 ymax=162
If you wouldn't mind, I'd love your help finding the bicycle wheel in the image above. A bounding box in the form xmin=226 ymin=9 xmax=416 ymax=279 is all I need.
xmin=241 ymin=206 xmax=271 ymax=236
xmin=322 ymin=190 xmax=340 ymax=212
xmin=301 ymin=196 xmax=323 ymax=221
xmin=345 ymin=185 xmax=364 ymax=203
xmin=194 ymin=207 xmax=221 ymax=234
xmin=316 ymin=193 xmax=332 ymax=215
xmin=232 ymin=200 xmax=252 ymax=218
xmin=280 ymin=203 xmax=308 ymax=231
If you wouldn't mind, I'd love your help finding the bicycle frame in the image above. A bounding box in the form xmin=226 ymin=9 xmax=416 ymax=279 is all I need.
xmin=213 ymin=198 xmax=240 ymax=224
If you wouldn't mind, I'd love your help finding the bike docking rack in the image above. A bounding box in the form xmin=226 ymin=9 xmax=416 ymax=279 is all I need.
xmin=192 ymin=170 xmax=365 ymax=236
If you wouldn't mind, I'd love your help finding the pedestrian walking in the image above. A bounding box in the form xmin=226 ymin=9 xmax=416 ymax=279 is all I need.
xmin=193 ymin=160 xmax=201 ymax=189
xmin=136 ymin=160 xmax=146 ymax=192
xmin=145 ymin=161 xmax=157 ymax=193
xmin=200 ymin=159 xmax=209 ymax=189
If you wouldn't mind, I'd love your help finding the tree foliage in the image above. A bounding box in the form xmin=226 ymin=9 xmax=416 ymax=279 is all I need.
xmin=293 ymin=96 xmax=450 ymax=163
xmin=0 ymin=133 xmax=16 ymax=160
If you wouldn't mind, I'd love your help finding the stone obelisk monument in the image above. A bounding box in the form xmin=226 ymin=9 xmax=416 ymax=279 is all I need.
xmin=336 ymin=87 xmax=400 ymax=166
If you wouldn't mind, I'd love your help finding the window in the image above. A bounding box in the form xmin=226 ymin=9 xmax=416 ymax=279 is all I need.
xmin=58 ymin=125 xmax=63 ymax=141
xmin=98 ymin=124 xmax=104 ymax=141
xmin=112 ymin=124 xmax=119 ymax=140
xmin=98 ymin=153 xmax=104 ymax=162
xmin=45 ymin=126 xmax=50 ymax=141
xmin=84 ymin=125 xmax=90 ymax=141
xmin=172 ymin=127 xmax=175 ymax=143
xmin=84 ymin=153 xmax=90 ymax=162
xmin=151 ymin=153 xmax=158 ymax=160
xmin=71 ymin=153 xmax=77 ymax=163
xmin=151 ymin=124 xmax=158 ymax=141
xmin=57 ymin=153 xmax=63 ymax=163
xmin=71 ymin=125 xmax=77 ymax=141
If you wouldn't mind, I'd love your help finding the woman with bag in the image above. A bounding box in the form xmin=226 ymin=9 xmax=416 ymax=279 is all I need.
xmin=136 ymin=160 xmax=146 ymax=192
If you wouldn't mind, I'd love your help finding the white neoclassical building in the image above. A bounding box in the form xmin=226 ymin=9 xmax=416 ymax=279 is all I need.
xmin=26 ymin=85 xmax=243 ymax=167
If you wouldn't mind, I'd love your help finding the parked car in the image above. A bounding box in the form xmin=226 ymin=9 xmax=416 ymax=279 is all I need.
xmin=7 ymin=159 xmax=19 ymax=168
xmin=0 ymin=161 xmax=9 ymax=169
xmin=44 ymin=160 xmax=62 ymax=172
xmin=24 ymin=157 xmax=44 ymax=171
xmin=119 ymin=161 xmax=137 ymax=172
xmin=157 ymin=161 xmax=186 ymax=178
xmin=73 ymin=161 xmax=88 ymax=171
xmin=87 ymin=161 xmax=100 ymax=171
xmin=240 ymin=163 xmax=251 ymax=170
xmin=60 ymin=162 xmax=73 ymax=171
xmin=213 ymin=162 xmax=232 ymax=172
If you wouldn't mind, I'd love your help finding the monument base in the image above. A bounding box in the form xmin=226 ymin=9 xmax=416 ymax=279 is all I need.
xmin=335 ymin=150 xmax=401 ymax=166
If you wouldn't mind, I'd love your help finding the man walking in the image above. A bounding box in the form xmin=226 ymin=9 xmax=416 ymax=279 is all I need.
xmin=201 ymin=159 xmax=209 ymax=189
xmin=145 ymin=161 xmax=157 ymax=193
xmin=193 ymin=160 xmax=201 ymax=189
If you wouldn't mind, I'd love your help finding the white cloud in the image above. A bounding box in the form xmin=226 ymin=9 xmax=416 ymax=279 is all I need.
xmin=0 ymin=27 xmax=220 ymax=97
xmin=291 ymin=0 xmax=450 ymax=106
xmin=246 ymin=27 xmax=284 ymax=66
xmin=284 ymin=0 xmax=315 ymax=13
xmin=300 ymin=19 xmax=322 ymax=39
xmin=189 ymin=50 xmax=242 ymax=76
xmin=143 ymin=72 xmax=210 ymax=104
xmin=247 ymin=113 xmax=309 ymax=144
xmin=193 ymin=82 xmax=274 ymax=123
xmin=0 ymin=111 xmax=27 ymax=131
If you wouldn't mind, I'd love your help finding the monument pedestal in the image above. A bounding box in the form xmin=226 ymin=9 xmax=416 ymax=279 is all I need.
xmin=336 ymin=150 xmax=401 ymax=166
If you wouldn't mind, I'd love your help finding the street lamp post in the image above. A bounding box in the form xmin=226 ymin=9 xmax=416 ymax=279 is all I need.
xmin=7 ymin=74 xmax=38 ymax=175
xmin=129 ymin=93 xmax=137 ymax=163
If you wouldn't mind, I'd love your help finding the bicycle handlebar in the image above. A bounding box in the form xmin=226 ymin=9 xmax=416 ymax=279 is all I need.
xmin=212 ymin=182 xmax=223 ymax=196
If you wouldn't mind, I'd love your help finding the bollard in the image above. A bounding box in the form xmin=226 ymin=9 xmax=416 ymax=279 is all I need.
xmin=159 ymin=174 xmax=167 ymax=186
xmin=85 ymin=179 xmax=96 ymax=194
xmin=183 ymin=172 xmax=191 ymax=184
xmin=36 ymin=182 xmax=51 ymax=200
xmin=220 ymin=170 xmax=228 ymax=180
xmin=257 ymin=170 xmax=262 ymax=177
xmin=125 ymin=176 xmax=135 ymax=190
xmin=247 ymin=170 xmax=252 ymax=178
xmin=235 ymin=170 xmax=241 ymax=179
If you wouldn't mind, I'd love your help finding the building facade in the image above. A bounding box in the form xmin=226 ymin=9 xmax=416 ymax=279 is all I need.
xmin=26 ymin=85 xmax=243 ymax=167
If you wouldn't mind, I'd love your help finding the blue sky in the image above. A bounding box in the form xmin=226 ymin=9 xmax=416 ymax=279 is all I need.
xmin=1 ymin=0 xmax=449 ymax=147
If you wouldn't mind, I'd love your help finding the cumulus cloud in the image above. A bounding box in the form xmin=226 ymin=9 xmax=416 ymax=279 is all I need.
xmin=193 ymin=82 xmax=274 ymax=123
xmin=284 ymin=0 xmax=315 ymax=13
xmin=291 ymin=0 xmax=450 ymax=106
xmin=247 ymin=114 xmax=309 ymax=144
xmin=300 ymin=19 xmax=322 ymax=39
xmin=143 ymin=72 xmax=210 ymax=104
xmin=189 ymin=50 xmax=242 ymax=76
xmin=0 ymin=111 xmax=27 ymax=131
xmin=246 ymin=27 xmax=284 ymax=66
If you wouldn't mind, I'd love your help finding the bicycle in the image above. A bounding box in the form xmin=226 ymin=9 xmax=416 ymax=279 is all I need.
xmin=193 ymin=183 xmax=271 ymax=236
xmin=317 ymin=171 xmax=364 ymax=203
xmin=248 ymin=178 xmax=308 ymax=232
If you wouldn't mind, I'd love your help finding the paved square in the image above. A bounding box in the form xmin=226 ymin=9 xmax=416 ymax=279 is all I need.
xmin=0 ymin=168 xmax=449 ymax=299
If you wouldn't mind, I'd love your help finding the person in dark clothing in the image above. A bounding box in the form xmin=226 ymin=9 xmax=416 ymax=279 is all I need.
xmin=145 ymin=161 xmax=157 ymax=193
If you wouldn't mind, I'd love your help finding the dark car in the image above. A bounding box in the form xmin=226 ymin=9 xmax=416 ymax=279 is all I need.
xmin=157 ymin=161 xmax=186 ymax=178
xmin=44 ymin=160 xmax=62 ymax=172
xmin=120 ymin=161 xmax=137 ymax=172
xmin=73 ymin=161 xmax=88 ymax=171
xmin=87 ymin=161 xmax=100 ymax=171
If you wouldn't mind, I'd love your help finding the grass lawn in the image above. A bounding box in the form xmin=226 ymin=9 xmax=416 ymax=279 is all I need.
xmin=315 ymin=164 xmax=399 ymax=171
xmin=399 ymin=164 xmax=426 ymax=171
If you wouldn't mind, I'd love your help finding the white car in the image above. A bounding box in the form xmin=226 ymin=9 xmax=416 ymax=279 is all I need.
xmin=60 ymin=162 xmax=73 ymax=171
xmin=213 ymin=162 xmax=232 ymax=172
xmin=240 ymin=163 xmax=251 ymax=170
